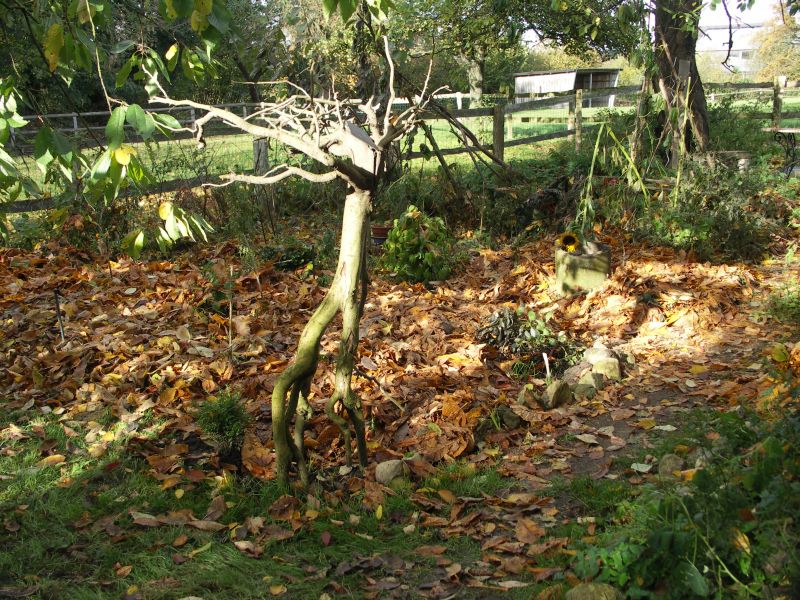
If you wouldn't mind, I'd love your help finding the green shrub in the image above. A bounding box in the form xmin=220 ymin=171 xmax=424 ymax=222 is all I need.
xmin=476 ymin=306 xmax=582 ymax=378
xmin=381 ymin=205 xmax=453 ymax=282
xmin=632 ymin=164 xmax=772 ymax=262
xmin=574 ymin=405 xmax=800 ymax=599
xmin=196 ymin=387 xmax=250 ymax=455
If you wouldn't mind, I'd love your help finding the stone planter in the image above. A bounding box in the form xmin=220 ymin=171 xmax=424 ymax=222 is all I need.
xmin=555 ymin=241 xmax=611 ymax=295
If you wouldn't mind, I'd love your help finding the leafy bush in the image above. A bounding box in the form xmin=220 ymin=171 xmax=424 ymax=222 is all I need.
xmin=574 ymin=403 xmax=800 ymax=599
xmin=476 ymin=306 xmax=582 ymax=378
xmin=381 ymin=205 xmax=453 ymax=282
xmin=632 ymin=164 xmax=773 ymax=262
xmin=196 ymin=387 xmax=250 ymax=455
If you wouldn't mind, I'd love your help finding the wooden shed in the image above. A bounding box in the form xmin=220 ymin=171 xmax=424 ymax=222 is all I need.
xmin=513 ymin=68 xmax=621 ymax=107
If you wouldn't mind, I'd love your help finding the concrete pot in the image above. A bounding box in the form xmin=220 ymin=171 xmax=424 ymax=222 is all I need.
xmin=555 ymin=241 xmax=611 ymax=295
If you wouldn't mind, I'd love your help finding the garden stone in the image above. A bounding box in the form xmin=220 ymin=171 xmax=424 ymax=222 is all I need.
xmin=584 ymin=346 xmax=618 ymax=365
xmin=572 ymin=384 xmax=597 ymax=400
xmin=375 ymin=460 xmax=406 ymax=485
xmin=565 ymin=583 xmax=623 ymax=600
xmin=658 ymin=453 xmax=685 ymax=478
xmin=562 ymin=362 xmax=591 ymax=385
xmin=592 ymin=357 xmax=622 ymax=381
xmin=539 ymin=380 xmax=573 ymax=410
xmin=578 ymin=370 xmax=605 ymax=390
xmin=556 ymin=242 xmax=612 ymax=295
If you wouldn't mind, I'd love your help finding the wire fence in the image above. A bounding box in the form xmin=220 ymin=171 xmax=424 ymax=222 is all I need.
xmin=2 ymin=79 xmax=799 ymax=214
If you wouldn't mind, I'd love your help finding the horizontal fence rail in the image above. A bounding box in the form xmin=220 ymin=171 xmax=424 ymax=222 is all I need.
xmin=2 ymin=78 xmax=798 ymax=214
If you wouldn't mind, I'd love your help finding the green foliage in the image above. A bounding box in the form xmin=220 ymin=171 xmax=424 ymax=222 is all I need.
xmin=195 ymin=387 xmax=250 ymax=454
xmin=476 ymin=306 xmax=582 ymax=377
xmin=381 ymin=205 xmax=453 ymax=282
xmin=767 ymin=284 xmax=800 ymax=326
xmin=638 ymin=166 xmax=771 ymax=262
xmin=260 ymin=236 xmax=316 ymax=271
xmin=574 ymin=405 xmax=800 ymax=598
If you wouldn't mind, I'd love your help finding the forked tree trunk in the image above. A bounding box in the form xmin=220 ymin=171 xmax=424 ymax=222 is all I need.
xmin=271 ymin=188 xmax=371 ymax=487
xmin=654 ymin=0 xmax=709 ymax=154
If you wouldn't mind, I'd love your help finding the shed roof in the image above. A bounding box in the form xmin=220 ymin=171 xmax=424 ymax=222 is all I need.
xmin=513 ymin=68 xmax=621 ymax=78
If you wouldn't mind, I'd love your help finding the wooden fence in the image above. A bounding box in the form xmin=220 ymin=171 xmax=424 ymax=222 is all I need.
xmin=2 ymin=78 xmax=799 ymax=214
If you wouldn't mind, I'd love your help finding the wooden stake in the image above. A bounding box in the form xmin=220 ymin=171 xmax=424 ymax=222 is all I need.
xmin=54 ymin=289 xmax=65 ymax=343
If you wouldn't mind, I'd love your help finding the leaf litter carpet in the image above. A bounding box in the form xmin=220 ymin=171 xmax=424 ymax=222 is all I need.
xmin=1 ymin=235 xmax=797 ymax=595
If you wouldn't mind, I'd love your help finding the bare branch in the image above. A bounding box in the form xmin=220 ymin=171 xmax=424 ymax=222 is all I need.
xmin=220 ymin=166 xmax=340 ymax=186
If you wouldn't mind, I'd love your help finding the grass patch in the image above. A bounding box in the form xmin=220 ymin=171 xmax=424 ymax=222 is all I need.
xmin=0 ymin=411 xmax=544 ymax=599
xmin=767 ymin=284 xmax=800 ymax=326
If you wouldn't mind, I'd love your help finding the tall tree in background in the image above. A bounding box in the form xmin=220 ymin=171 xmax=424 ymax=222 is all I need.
xmin=755 ymin=3 xmax=800 ymax=81
xmin=393 ymin=0 xmax=523 ymax=105
xmin=653 ymin=0 xmax=709 ymax=151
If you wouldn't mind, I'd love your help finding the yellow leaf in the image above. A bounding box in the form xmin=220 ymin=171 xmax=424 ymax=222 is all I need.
xmin=114 ymin=146 xmax=133 ymax=166
xmin=637 ymin=418 xmax=656 ymax=430
xmin=158 ymin=201 xmax=173 ymax=220
xmin=76 ymin=0 xmax=95 ymax=24
xmin=188 ymin=541 xmax=212 ymax=557
xmin=174 ymin=488 xmax=185 ymax=499
xmin=165 ymin=43 xmax=179 ymax=61
xmin=771 ymin=343 xmax=789 ymax=363
xmin=194 ymin=0 xmax=212 ymax=15
xmin=37 ymin=454 xmax=65 ymax=467
xmin=190 ymin=10 xmax=209 ymax=32
xmin=159 ymin=387 xmax=177 ymax=404
xmin=44 ymin=24 xmax=64 ymax=72
xmin=375 ymin=505 xmax=383 ymax=520
xmin=732 ymin=528 xmax=750 ymax=554
xmin=269 ymin=584 xmax=288 ymax=596
xmin=689 ymin=365 xmax=708 ymax=375
xmin=437 ymin=489 xmax=457 ymax=504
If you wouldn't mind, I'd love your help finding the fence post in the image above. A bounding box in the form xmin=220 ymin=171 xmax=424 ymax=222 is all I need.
xmin=492 ymin=103 xmax=505 ymax=161
xmin=773 ymin=76 xmax=785 ymax=128
xmin=574 ymin=89 xmax=583 ymax=151
xmin=568 ymin=95 xmax=575 ymax=131
xmin=253 ymin=138 xmax=268 ymax=175
xmin=72 ymin=114 xmax=78 ymax=133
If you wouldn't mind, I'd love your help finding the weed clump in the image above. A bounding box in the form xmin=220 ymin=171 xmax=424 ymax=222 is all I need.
xmin=196 ymin=387 xmax=250 ymax=457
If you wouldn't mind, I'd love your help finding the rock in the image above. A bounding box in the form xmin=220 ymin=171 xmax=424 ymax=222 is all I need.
xmin=572 ymin=384 xmax=597 ymax=400
xmin=688 ymin=447 xmax=713 ymax=469
xmin=539 ymin=380 xmax=573 ymax=410
xmin=592 ymin=357 xmax=622 ymax=381
xmin=517 ymin=384 xmax=536 ymax=406
xmin=375 ymin=460 xmax=405 ymax=485
xmin=578 ymin=370 xmax=605 ymax=390
xmin=565 ymin=583 xmax=623 ymax=600
xmin=658 ymin=453 xmax=685 ymax=478
xmin=584 ymin=346 xmax=618 ymax=365
xmin=562 ymin=362 xmax=591 ymax=385
xmin=496 ymin=404 xmax=522 ymax=429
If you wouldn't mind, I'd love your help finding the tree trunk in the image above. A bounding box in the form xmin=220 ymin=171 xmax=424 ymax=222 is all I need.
xmin=461 ymin=49 xmax=486 ymax=108
xmin=270 ymin=187 xmax=371 ymax=487
xmin=654 ymin=0 xmax=709 ymax=154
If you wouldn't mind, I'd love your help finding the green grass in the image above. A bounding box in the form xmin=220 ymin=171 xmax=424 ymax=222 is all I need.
xmin=767 ymin=285 xmax=800 ymax=325
xmin=0 ymin=407 xmax=549 ymax=599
